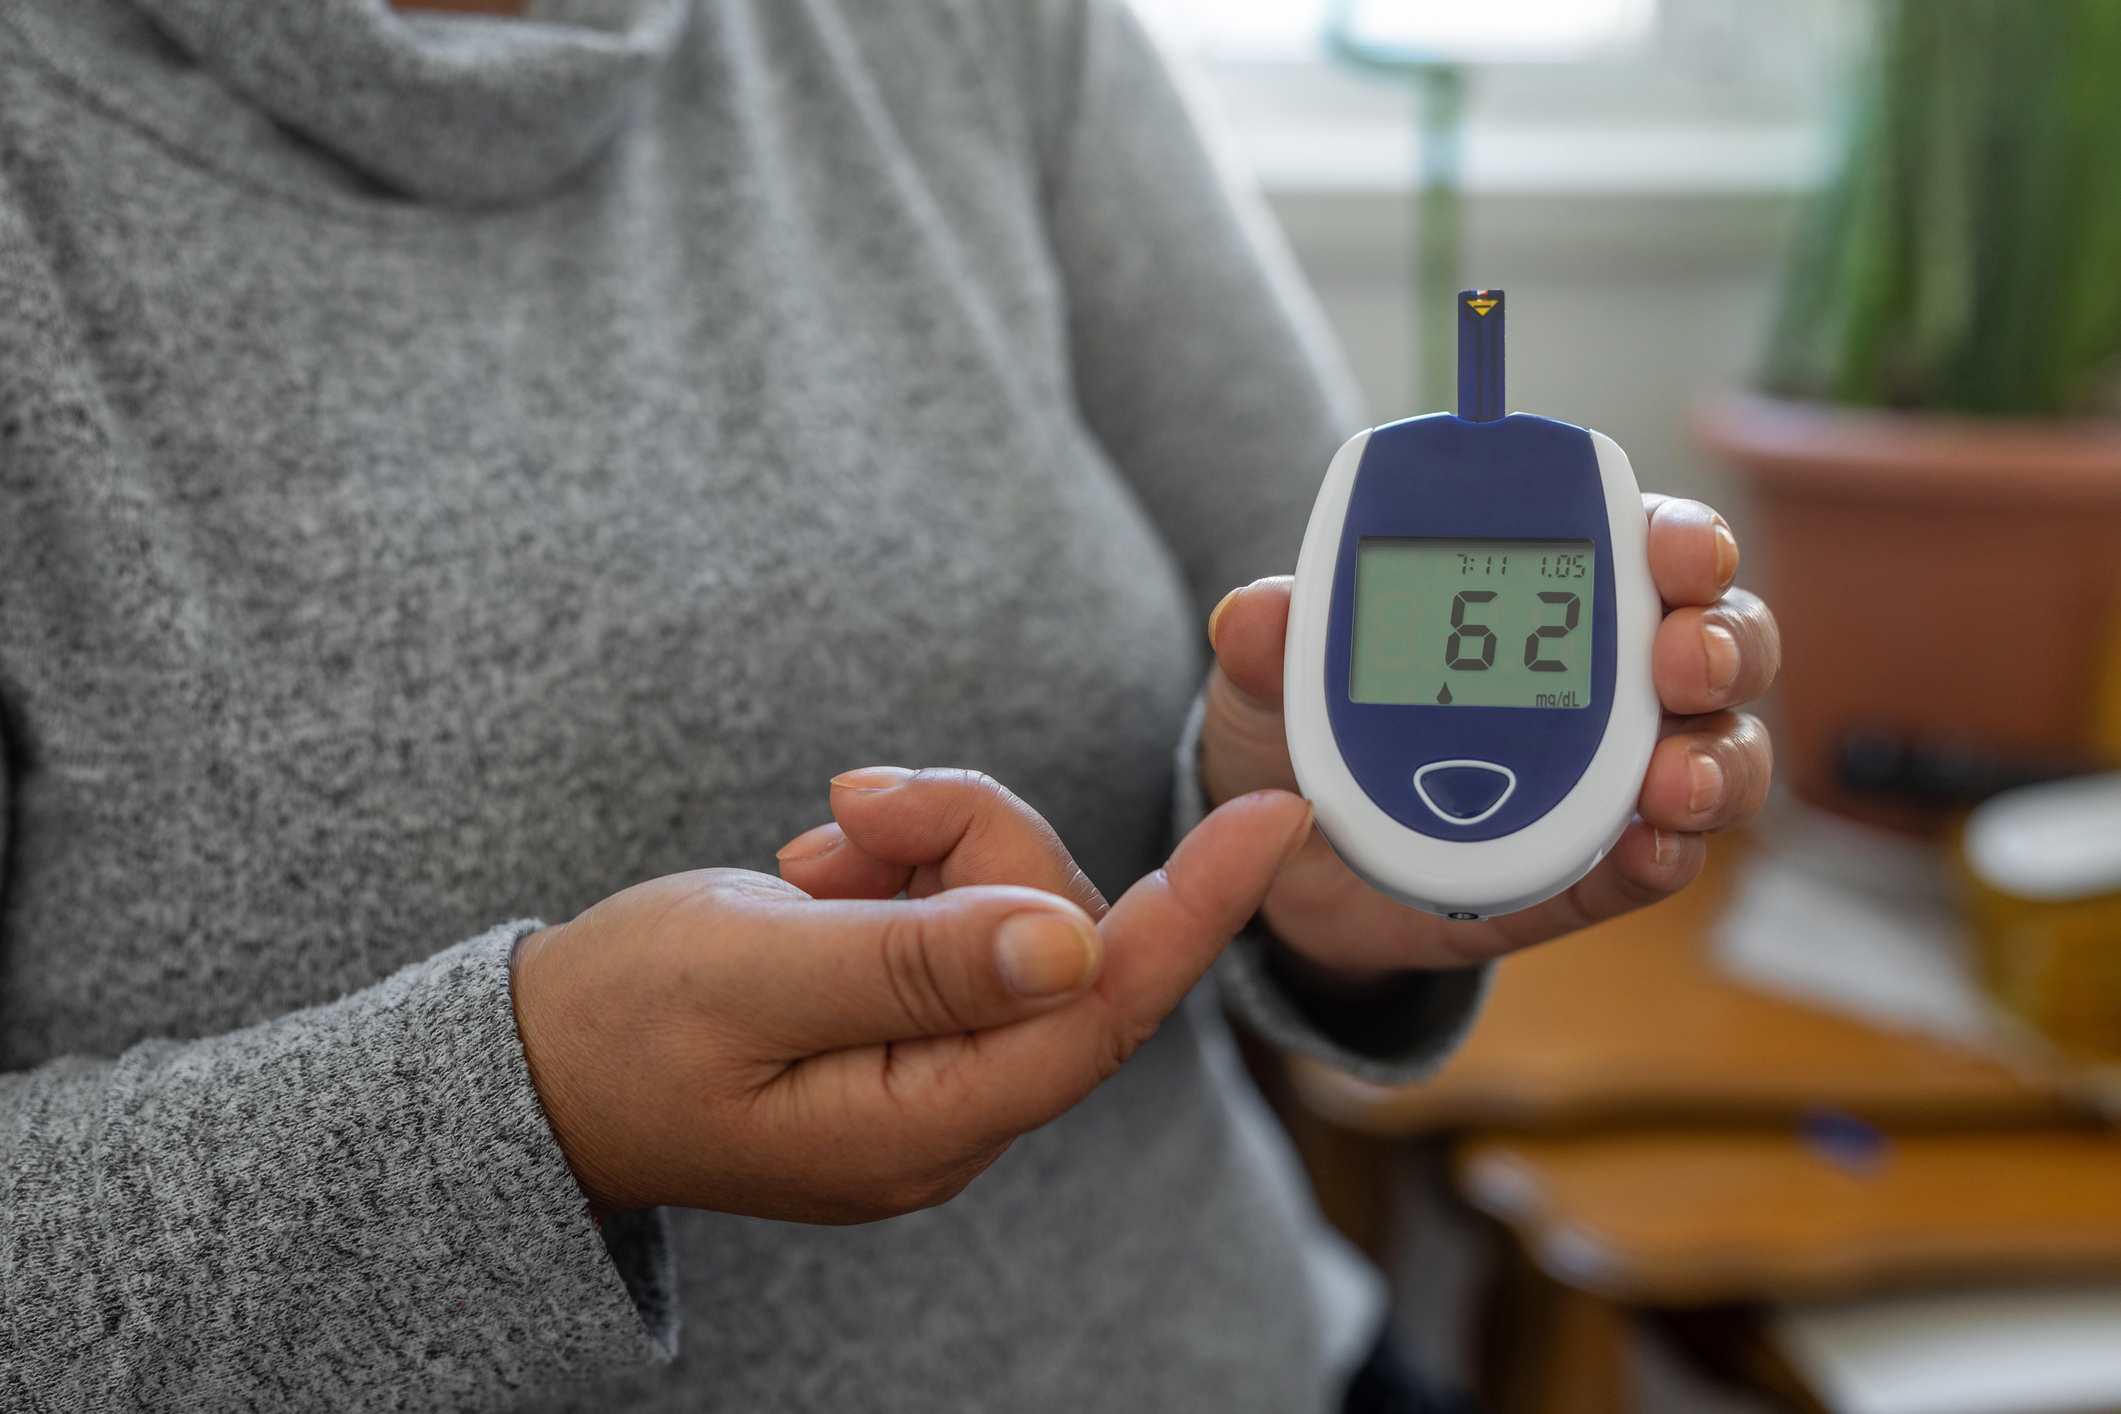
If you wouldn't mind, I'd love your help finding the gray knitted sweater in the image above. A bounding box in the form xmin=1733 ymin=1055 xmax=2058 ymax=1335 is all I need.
xmin=0 ymin=1 xmax=1485 ymax=1408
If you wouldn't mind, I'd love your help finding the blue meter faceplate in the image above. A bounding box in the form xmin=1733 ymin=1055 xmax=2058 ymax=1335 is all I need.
xmin=1322 ymin=414 xmax=1618 ymax=842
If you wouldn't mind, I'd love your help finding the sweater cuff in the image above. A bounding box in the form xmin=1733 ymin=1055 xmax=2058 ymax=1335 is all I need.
xmin=1215 ymin=931 xmax=1489 ymax=1085
xmin=1175 ymin=689 xmax=1493 ymax=1085
xmin=65 ymin=920 xmax=677 ymax=1401
xmin=447 ymin=921 xmax=681 ymax=1363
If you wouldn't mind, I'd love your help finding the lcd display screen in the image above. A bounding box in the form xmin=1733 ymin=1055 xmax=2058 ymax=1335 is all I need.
xmin=1349 ymin=537 xmax=1596 ymax=708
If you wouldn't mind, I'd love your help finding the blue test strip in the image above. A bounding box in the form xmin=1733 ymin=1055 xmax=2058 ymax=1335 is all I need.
xmin=1457 ymin=288 xmax=1505 ymax=423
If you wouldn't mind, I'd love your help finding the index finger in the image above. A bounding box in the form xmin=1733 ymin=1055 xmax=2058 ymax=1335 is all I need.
xmin=790 ymin=767 xmax=1109 ymax=919
xmin=1644 ymin=495 xmax=1740 ymax=608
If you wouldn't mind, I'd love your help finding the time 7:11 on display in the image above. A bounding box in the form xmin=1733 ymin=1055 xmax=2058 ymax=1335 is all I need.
xmin=1349 ymin=537 xmax=1598 ymax=709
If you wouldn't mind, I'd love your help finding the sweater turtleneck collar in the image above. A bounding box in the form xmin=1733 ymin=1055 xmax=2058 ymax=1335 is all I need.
xmin=126 ymin=0 xmax=692 ymax=206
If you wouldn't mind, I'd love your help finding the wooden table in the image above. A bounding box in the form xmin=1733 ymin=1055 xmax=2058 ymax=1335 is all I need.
xmin=1460 ymin=1129 xmax=2121 ymax=1306
xmin=1289 ymin=837 xmax=2080 ymax=1137
xmin=1450 ymin=1128 xmax=2121 ymax=1414
xmin=1259 ymin=835 xmax=2115 ymax=1414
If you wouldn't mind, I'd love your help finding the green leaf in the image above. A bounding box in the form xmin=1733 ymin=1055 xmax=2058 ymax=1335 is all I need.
xmin=1763 ymin=0 xmax=2121 ymax=414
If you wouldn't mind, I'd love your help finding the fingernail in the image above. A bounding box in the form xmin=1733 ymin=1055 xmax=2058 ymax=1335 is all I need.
xmin=1277 ymin=799 xmax=1317 ymax=871
xmin=1686 ymin=751 xmax=1725 ymax=815
xmin=1654 ymin=828 xmax=1681 ymax=869
xmin=1712 ymin=518 xmax=1739 ymax=588
xmin=831 ymin=766 xmax=916 ymax=792
xmin=1702 ymin=623 xmax=1740 ymax=692
xmin=996 ymin=912 xmax=1100 ymax=997
xmin=1207 ymin=585 xmax=1243 ymax=653
xmin=775 ymin=825 xmax=844 ymax=863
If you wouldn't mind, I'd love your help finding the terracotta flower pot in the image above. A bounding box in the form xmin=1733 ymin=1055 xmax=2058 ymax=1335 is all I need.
xmin=1698 ymin=394 xmax=2121 ymax=833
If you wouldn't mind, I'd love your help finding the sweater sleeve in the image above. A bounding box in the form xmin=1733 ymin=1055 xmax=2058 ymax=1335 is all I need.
xmin=1015 ymin=1 xmax=1491 ymax=1080
xmin=0 ymin=912 xmax=677 ymax=1411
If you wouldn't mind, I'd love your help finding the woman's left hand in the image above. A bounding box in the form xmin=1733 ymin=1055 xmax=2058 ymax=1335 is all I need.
xmin=1199 ymin=494 xmax=1780 ymax=982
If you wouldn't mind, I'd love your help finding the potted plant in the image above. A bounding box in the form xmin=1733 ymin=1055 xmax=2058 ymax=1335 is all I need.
xmin=1700 ymin=0 xmax=2121 ymax=832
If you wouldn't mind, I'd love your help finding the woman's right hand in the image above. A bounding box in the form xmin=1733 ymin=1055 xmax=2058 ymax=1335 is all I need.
xmin=509 ymin=770 xmax=1312 ymax=1224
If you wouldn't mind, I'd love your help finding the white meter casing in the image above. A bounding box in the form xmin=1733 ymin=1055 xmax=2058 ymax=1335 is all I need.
xmin=1283 ymin=292 xmax=1660 ymax=919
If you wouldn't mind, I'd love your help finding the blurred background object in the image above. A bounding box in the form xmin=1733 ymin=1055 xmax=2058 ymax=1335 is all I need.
xmin=1135 ymin=4 xmax=2121 ymax=1413
xmin=1774 ymin=1283 xmax=2121 ymax=1414
xmin=1963 ymin=773 xmax=2121 ymax=1069
xmin=1695 ymin=400 xmax=2121 ymax=835
xmin=1699 ymin=0 xmax=2121 ymax=834
xmin=1130 ymin=0 xmax=1857 ymax=510
xmin=1318 ymin=0 xmax=1661 ymax=413
xmin=1758 ymin=3 xmax=2121 ymax=419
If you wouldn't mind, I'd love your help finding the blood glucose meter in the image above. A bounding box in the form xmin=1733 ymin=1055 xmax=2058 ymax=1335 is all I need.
xmin=1284 ymin=290 xmax=1660 ymax=919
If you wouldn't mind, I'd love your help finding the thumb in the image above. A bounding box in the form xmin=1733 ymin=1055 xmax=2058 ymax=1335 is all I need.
xmin=734 ymin=886 xmax=1106 ymax=1058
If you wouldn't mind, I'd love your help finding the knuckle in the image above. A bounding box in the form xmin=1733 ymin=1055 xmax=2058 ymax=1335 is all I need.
xmin=876 ymin=910 xmax=973 ymax=1035
xmin=1149 ymin=863 xmax=1217 ymax=938
xmin=1649 ymin=494 xmax=1704 ymax=528
xmin=1062 ymin=863 xmax=1110 ymax=918
xmin=1547 ymin=880 xmax=1602 ymax=937
xmin=1713 ymin=594 xmax=1782 ymax=673
xmin=954 ymin=768 xmax=1038 ymax=841
xmin=1718 ymin=585 xmax=1768 ymax=617
xmin=1613 ymin=860 xmax=1680 ymax=909
xmin=1733 ymin=713 xmax=1776 ymax=796
xmin=942 ymin=768 xmax=1015 ymax=816
xmin=1693 ymin=713 xmax=1773 ymax=829
xmin=1100 ymin=1017 xmax=1159 ymax=1078
xmin=875 ymin=1176 xmax=940 ymax=1215
xmin=912 ymin=1168 xmax=975 ymax=1211
xmin=960 ymin=769 xmax=1015 ymax=830
xmin=1708 ymin=710 xmax=1767 ymax=764
xmin=818 ymin=1192 xmax=895 ymax=1225
xmin=1751 ymin=607 xmax=1784 ymax=674
xmin=881 ymin=1158 xmax=988 ymax=1216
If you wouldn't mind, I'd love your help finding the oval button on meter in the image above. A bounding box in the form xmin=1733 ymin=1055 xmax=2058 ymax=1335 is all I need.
xmin=1413 ymin=761 xmax=1517 ymax=824
xmin=1284 ymin=291 xmax=1660 ymax=919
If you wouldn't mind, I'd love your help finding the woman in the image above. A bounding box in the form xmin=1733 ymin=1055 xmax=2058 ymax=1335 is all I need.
xmin=0 ymin=0 xmax=1777 ymax=1408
